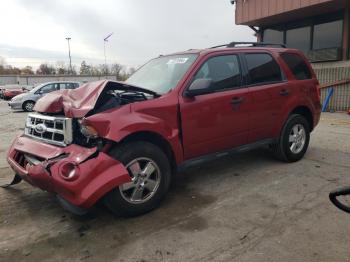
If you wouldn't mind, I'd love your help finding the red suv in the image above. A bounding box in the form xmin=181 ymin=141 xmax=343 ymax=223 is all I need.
xmin=6 ymin=42 xmax=321 ymax=216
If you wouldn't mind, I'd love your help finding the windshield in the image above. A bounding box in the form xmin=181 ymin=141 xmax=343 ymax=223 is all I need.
xmin=126 ymin=54 xmax=198 ymax=94
xmin=30 ymin=83 xmax=46 ymax=93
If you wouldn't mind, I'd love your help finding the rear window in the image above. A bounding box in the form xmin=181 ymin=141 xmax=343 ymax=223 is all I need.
xmin=245 ymin=53 xmax=283 ymax=85
xmin=280 ymin=53 xmax=312 ymax=80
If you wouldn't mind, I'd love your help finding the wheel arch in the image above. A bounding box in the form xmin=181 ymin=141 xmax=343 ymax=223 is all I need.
xmin=289 ymin=106 xmax=313 ymax=131
xmin=22 ymin=100 xmax=36 ymax=110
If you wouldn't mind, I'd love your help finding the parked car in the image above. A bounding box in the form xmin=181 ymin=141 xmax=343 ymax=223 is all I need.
xmin=0 ymin=85 xmax=32 ymax=100
xmin=8 ymin=81 xmax=80 ymax=111
xmin=6 ymin=42 xmax=321 ymax=216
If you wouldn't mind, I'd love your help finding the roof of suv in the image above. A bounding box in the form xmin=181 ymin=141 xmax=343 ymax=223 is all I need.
xmin=165 ymin=42 xmax=296 ymax=57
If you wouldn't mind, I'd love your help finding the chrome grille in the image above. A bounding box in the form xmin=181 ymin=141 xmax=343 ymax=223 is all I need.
xmin=24 ymin=113 xmax=73 ymax=146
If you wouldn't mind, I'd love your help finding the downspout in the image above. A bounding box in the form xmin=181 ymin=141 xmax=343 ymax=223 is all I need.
xmin=249 ymin=26 xmax=262 ymax=42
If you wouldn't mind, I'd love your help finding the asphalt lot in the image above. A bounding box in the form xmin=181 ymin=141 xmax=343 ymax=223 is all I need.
xmin=0 ymin=99 xmax=350 ymax=262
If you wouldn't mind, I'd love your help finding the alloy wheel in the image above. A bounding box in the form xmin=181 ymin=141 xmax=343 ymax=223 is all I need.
xmin=119 ymin=157 xmax=161 ymax=204
xmin=289 ymin=124 xmax=306 ymax=154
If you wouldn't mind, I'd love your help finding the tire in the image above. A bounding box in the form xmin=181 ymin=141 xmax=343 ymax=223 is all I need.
xmin=104 ymin=141 xmax=171 ymax=217
xmin=272 ymin=114 xmax=310 ymax=162
xmin=23 ymin=101 xmax=35 ymax=112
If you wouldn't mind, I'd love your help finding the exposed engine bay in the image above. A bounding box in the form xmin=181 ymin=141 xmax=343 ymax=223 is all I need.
xmin=90 ymin=81 xmax=160 ymax=115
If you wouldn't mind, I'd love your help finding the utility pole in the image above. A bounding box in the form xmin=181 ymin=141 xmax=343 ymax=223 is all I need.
xmin=103 ymin=33 xmax=113 ymax=75
xmin=65 ymin=37 xmax=73 ymax=74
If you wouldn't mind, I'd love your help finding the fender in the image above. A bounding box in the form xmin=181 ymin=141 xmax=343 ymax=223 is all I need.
xmin=271 ymin=95 xmax=317 ymax=137
xmin=84 ymin=105 xmax=184 ymax=164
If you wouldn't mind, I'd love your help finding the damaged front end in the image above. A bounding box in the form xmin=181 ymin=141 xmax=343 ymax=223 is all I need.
xmin=7 ymin=135 xmax=130 ymax=212
xmin=5 ymin=80 xmax=157 ymax=213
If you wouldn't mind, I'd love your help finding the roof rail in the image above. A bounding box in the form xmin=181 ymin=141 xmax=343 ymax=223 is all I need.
xmin=210 ymin=42 xmax=286 ymax=49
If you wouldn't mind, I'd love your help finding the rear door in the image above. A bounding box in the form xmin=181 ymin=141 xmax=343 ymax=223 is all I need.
xmin=243 ymin=52 xmax=290 ymax=143
xmin=180 ymin=53 xmax=252 ymax=159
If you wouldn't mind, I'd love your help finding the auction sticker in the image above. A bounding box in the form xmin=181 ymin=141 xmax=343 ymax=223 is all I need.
xmin=167 ymin=58 xmax=189 ymax=65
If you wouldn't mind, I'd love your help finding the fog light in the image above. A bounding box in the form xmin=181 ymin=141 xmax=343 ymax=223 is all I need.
xmin=60 ymin=162 xmax=79 ymax=181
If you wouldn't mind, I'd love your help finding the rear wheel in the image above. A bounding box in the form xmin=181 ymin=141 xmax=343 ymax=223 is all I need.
xmin=272 ymin=114 xmax=310 ymax=162
xmin=23 ymin=101 xmax=35 ymax=112
xmin=104 ymin=141 xmax=171 ymax=217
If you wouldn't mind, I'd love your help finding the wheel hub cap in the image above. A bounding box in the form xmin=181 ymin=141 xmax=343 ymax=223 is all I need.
xmin=119 ymin=157 xmax=161 ymax=204
xmin=289 ymin=124 xmax=306 ymax=154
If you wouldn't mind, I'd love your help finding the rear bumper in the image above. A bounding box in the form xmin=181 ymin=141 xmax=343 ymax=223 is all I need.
xmin=7 ymin=135 xmax=130 ymax=208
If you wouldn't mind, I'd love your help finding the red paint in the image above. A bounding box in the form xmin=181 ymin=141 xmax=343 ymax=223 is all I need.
xmin=7 ymin=47 xmax=321 ymax=210
xmin=2 ymin=88 xmax=28 ymax=100
xmin=7 ymin=136 xmax=130 ymax=208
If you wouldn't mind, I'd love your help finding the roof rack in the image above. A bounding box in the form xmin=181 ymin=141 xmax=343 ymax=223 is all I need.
xmin=210 ymin=42 xmax=286 ymax=49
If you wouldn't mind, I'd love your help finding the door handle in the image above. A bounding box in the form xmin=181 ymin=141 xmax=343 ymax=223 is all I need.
xmin=230 ymin=97 xmax=244 ymax=105
xmin=280 ymin=89 xmax=290 ymax=96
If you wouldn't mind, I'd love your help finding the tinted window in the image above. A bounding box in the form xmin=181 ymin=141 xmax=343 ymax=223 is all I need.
xmin=313 ymin=20 xmax=343 ymax=50
xmin=245 ymin=54 xmax=283 ymax=85
xmin=193 ymin=55 xmax=241 ymax=91
xmin=281 ymin=53 xmax=312 ymax=80
xmin=60 ymin=83 xmax=77 ymax=89
xmin=263 ymin=28 xmax=284 ymax=44
xmin=40 ymin=84 xmax=58 ymax=93
xmin=286 ymin=26 xmax=311 ymax=53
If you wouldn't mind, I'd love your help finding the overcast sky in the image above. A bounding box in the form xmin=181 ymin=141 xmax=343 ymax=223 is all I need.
xmin=0 ymin=0 xmax=254 ymax=69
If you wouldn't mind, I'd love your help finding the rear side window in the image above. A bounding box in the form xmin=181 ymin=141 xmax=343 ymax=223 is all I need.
xmin=280 ymin=53 xmax=312 ymax=80
xmin=245 ymin=53 xmax=283 ymax=85
xmin=194 ymin=55 xmax=242 ymax=91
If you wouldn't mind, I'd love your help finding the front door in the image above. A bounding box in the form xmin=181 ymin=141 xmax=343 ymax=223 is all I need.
xmin=180 ymin=54 xmax=251 ymax=160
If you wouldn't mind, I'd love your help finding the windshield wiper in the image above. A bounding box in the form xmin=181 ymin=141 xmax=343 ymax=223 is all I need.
xmin=121 ymin=83 xmax=161 ymax=97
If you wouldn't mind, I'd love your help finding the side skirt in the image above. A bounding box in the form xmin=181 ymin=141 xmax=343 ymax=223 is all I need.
xmin=178 ymin=138 xmax=277 ymax=171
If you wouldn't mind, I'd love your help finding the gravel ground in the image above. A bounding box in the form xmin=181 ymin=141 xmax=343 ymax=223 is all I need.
xmin=0 ymin=99 xmax=350 ymax=262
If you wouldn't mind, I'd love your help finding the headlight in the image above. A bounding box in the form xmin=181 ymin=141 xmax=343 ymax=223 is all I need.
xmin=78 ymin=119 xmax=98 ymax=138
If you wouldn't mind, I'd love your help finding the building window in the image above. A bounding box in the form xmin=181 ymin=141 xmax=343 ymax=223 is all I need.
xmin=262 ymin=11 xmax=345 ymax=62
xmin=313 ymin=20 xmax=343 ymax=50
xmin=286 ymin=26 xmax=311 ymax=54
xmin=263 ymin=29 xmax=284 ymax=44
xmin=245 ymin=53 xmax=283 ymax=85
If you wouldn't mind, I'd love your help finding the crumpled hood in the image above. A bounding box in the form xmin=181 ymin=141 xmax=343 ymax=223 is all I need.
xmin=34 ymin=80 xmax=110 ymax=118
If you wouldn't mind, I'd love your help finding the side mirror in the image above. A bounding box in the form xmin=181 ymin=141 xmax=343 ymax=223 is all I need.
xmin=184 ymin=78 xmax=213 ymax=97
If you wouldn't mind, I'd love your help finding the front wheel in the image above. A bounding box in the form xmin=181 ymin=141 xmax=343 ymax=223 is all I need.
xmin=23 ymin=101 xmax=35 ymax=112
xmin=104 ymin=141 xmax=171 ymax=217
xmin=272 ymin=114 xmax=310 ymax=162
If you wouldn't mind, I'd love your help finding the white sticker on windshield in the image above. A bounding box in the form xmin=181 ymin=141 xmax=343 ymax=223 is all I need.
xmin=166 ymin=58 xmax=189 ymax=65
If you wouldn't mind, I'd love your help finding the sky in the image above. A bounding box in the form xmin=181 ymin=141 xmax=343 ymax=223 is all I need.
xmin=0 ymin=0 xmax=255 ymax=69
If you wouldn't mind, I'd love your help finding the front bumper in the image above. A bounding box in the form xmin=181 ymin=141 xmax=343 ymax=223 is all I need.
xmin=7 ymin=135 xmax=130 ymax=209
xmin=8 ymin=100 xmax=23 ymax=110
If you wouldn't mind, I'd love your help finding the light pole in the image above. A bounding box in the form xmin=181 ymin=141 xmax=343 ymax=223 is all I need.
xmin=103 ymin=33 xmax=113 ymax=75
xmin=65 ymin=37 xmax=73 ymax=74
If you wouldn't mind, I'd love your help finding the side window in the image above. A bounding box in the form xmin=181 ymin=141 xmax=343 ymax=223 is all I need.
xmin=193 ymin=55 xmax=242 ymax=91
xmin=59 ymin=83 xmax=67 ymax=89
xmin=245 ymin=53 xmax=283 ymax=85
xmin=280 ymin=53 xmax=312 ymax=80
xmin=61 ymin=83 xmax=76 ymax=89
xmin=40 ymin=84 xmax=58 ymax=94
